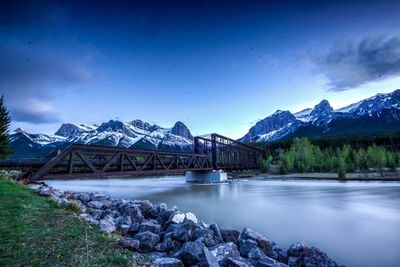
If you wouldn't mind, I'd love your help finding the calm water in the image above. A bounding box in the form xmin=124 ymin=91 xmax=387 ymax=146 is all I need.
xmin=46 ymin=177 xmax=400 ymax=267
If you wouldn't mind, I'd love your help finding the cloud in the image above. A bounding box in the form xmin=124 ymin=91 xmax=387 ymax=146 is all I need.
xmin=315 ymin=36 xmax=400 ymax=91
xmin=11 ymin=99 xmax=61 ymax=123
xmin=0 ymin=41 xmax=92 ymax=123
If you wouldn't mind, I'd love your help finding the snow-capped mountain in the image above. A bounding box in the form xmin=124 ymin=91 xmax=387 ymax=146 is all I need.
xmin=9 ymin=120 xmax=194 ymax=159
xmin=240 ymin=89 xmax=400 ymax=142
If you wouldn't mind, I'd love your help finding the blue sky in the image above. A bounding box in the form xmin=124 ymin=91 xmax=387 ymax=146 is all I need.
xmin=1 ymin=0 xmax=400 ymax=138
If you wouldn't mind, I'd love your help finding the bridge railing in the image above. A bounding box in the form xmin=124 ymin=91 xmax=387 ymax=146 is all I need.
xmin=194 ymin=133 xmax=264 ymax=170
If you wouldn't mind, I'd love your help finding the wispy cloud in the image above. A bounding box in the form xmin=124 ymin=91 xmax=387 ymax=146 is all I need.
xmin=314 ymin=36 xmax=400 ymax=91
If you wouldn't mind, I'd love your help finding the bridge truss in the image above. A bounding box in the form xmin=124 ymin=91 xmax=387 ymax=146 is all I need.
xmin=1 ymin=133 xmax=264 ymax=181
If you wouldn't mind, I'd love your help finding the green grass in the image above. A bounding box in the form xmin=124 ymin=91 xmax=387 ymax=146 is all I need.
xmin=0 ymin=179 xmax=140 ymax=266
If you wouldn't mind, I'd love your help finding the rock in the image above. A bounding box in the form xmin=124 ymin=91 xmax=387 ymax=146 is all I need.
xmin=122 ymin=205 xmax=144 ymax=223
xmin=79 ymin=213 xmax=98 ymax=225
xmin=256 ymin=256 xmax=288 ymax=267
xmin=173 ymin=241 xmax=205 ymax=266
xmin=210 ymin=224 xmax=223 ymax=242
xmin=248 ymin=247 xmax=267 ymax=265
xmin=210 ymin=242 xmax=240 ymax=264
xmin=196 ymin=229 xmax=219 ymax=247
xmin=115 ymin=216 xmax=132 ymax=227
xmin=57 ymin=198 xmax=69 ymax=207
xmin=173 ymin=220 xmax=201 ymax=242
xmin=240 ymin=228 xmax=275 ymax=258
xmin=185 ymin=212 xmax=198 ymax=223
xmin=88 ymin=200 xmax=113 ymax=210
xmin=119 ymin=237 xmax=140 ymax=251
xmin=158 ymin=207 xmax=178 ymax=225
xmin=170 ymin=211 xmax=185 ymax=224
xmin=139 ymin=220 xmax=161 ymax=234
xmin=152 ymin=257 xmax=184 ymax=267
xmin=90 ymin=192 xmax=109 ymax=201
xmin=129 ymin=222 xmax=140 ymax=234
xmin=133 ymin=231 xmax=160 ymax=252
xmin=77 ymin=192 xmax=91 ymax=203
xmin=239 ymin=239 xmax=258 ymax=257
xmin=155 ymin=237 xmax=181 ymax=252
xmin=287 ymin=242 xmax=343 ymax=267
xmin=37 ymin=186 xmax=52 ymax=196
xmin=99 ymin=215 xmax=116 ymax=233
xmin=272 ymin=244 xmax=288 ymax=264
xmin=91 ymin=209 xmax=106 ymax=220
xmin=201 ymin=246 xmax=220 ymax=267
xmin=118 ymin=224 xmax=131 ymax=235
xmin=220 ymin=229 xmax=240 ymax=245
xmin=224 ymin=257 xmax=252 ymax=267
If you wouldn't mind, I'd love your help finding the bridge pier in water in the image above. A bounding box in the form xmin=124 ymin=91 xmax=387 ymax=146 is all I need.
xmin=185 ymin=170 xmax=227 ymax=183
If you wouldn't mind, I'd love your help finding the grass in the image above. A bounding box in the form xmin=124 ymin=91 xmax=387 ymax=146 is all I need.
xmin=0 ymin=178 xmax=141 ymax=266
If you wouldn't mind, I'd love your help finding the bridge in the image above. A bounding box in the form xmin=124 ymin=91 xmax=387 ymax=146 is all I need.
xmin=0 ymin=133 xmax=264 ymax=181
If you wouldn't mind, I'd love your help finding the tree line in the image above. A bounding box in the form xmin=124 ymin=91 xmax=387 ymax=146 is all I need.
xmin=275 ymin=138 xmax=400 ymax=177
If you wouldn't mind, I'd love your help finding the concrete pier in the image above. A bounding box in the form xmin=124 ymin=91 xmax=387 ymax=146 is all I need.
xmin=185 ymin=170 xmax=228 ymax=183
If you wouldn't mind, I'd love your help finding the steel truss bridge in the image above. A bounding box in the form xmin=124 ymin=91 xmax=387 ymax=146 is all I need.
xmin=0 ymin=134 xmax=264 ymax=181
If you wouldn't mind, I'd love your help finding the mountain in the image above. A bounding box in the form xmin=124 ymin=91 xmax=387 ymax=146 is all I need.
xmin=240 ymin=89 xmax=400 ymax=143
xmin=9 ymin=120 xmax=194 ymax=159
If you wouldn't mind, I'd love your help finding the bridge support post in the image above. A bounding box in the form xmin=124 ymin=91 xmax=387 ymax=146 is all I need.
xmin=185 ymin=170 xmax=227 ymax=183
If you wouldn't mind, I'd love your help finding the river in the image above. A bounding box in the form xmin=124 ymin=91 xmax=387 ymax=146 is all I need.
xmin=46 ymin=176 xmax=400 ymax=267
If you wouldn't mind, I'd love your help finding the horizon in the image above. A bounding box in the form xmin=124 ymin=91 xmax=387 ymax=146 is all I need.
xmin=1 ymin=0 xmax=400 ymax=139
xmin=9 ymin=88 xmax=400 ymax=137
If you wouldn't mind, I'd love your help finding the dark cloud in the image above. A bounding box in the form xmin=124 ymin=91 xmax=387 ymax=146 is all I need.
xmin=315 ymin=36 xmax=400 ymax=91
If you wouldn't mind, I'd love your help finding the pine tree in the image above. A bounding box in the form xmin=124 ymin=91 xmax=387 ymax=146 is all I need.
xmin=0 ymin=96 xmax=11 ymax=159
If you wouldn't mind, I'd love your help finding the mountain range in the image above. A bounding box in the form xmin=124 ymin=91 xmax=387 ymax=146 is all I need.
xmin=9 ymin=120 xmax=194 ymax=159
xmin=8 ymin=89 xmax=400 ymax=159
xmin=240 ymin=89 xmax=400 ymax=142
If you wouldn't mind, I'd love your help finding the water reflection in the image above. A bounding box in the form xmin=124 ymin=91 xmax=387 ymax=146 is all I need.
xmin=46 ymin=177 xmax=400 ymax=267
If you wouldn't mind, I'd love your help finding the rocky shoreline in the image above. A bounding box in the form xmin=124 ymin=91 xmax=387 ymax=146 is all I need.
xmin=32 ymin=183 xmax=343 ymax=267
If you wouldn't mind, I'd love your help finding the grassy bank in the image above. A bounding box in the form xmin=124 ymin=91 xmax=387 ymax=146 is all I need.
xmin=0 ymin=179 xmax=139 ymax=266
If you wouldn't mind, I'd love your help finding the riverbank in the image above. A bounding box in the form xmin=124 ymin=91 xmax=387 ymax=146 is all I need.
xmin=230 ymin=169 xmax=400 ymax=181
xmin=0 ymin=179 xmax=146 ymax=266
xmin=1 ymin=177 xmax=344 ymax=267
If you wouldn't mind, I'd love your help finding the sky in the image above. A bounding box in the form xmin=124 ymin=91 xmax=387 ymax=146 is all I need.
xmin=1 ymin=0 xmax=400 ymax=139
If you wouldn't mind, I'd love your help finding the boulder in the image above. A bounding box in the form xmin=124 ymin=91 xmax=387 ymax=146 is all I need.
xmin=119 ymin=237 xmax=140 ymax=251
xmin=139 ymin=220 xmax=162 ymax=234
xmin=287 ymin=242 xmax=343 ymax=267
xmin=133 ymin=231 xmax=160 ymax=252
xmin=173 ymin=220 xmax=201 ymax=242
xmin=88 ymin=200 xmax=113 ymax=210
xmin=170 ymin=211 xmax=186 ymax=224
xmin=155 ymin=237 xmax=181 ymax=252
xmin=201 ymin=246 xmax=220 ymax=267
xmin=130 ymin=222 xmax=140 ymax=234
xmin=224 ymin=257 xmax=252 ymax=267
xmin=210 ymin=224 xmax=223 ymax=242
xmin=272 ymin=244 xmax=288 ymax=264
xmin=138 ymin=200 xmax=154 ymax=217
xmin=37 ymin=186 xmax=52 ymax=197
xmin=248 ymin=247 xmax=267 ymax=265
xmin=152 ymin=257 xmax=184 ymax=267
xmin=122 ymin=205 xmax=144 ymax=223
xmin=115 ymin=216 xmax=132 ymax=227
xmin=90 ymin=192 xmax=109 ymax=201
xmin=77 ymin=192 xmax=91 ymax=203
xmin=57 ymin=198 xmax=69 ymax=207
xmin=220 ymin=229 xmax=240 ymax=245
xmin=240 ymin=228 xmax=275 ymax=258
xmin=196 ymin=229 xmax=219 ymax=247
xmin=210 ymin=242 xmax=241 ymax=264
xmin=99 ymin=215 xmax=116 ymax=233
xmin=173 ymin=241 xmax=205 ymax=266
xmin=185 ymin=212 xmax=198 ymax=223
xmin=256 ymin=256 xmax=288 ymax=267
xmin=239 ymin=239 xmax=258 ymax=257
xmin=118 ymin=224 xmax=131 ymax=235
